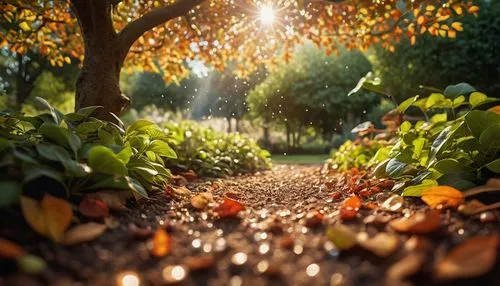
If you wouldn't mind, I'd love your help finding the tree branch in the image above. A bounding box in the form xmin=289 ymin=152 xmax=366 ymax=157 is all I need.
xmin=118 ymin=0 xmax=206 ymax=55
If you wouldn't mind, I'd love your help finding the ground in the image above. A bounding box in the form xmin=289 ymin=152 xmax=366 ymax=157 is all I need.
xmin=1 ymin=165 xmax=499 ymax=285
xmin=270 ymin=154 xmax=329 ymax=165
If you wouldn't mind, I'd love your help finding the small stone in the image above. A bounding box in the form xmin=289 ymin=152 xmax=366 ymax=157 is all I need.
xmin=380 ymin=195 xmax=404 ymax=212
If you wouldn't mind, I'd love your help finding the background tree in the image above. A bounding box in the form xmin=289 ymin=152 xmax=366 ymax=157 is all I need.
xmin=1 ymin=0 xmax=477 ymax=119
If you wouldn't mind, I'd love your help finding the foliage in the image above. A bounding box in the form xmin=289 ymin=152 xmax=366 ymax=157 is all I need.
xmin=164 ymin=121 xmax=271 ymax=177
xmin=371 ymin=84 xmax=500 ymax=194
xmin=371 ymin=0 xmax=500 ymax=100
xmin=0 ymin=97 xmax=176 ymax=206
xmin=327 ymin=138 xmax=387 ymax=171
xmin=1 ymin=0 xmax=478 ymax=83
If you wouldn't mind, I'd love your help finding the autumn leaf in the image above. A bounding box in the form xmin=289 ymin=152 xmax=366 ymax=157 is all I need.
xmin=488 ymin=105 xmax=500 ymax=114
xmin=421 ymin=186 xmax=464 ymax=209
xmin=0 ymin=237 xmax=25 ymax=259
xmin=151 ymin=228 xmax=171 ymax=257
xmin=165 ymin=185 xmax=191 ymax=200
xmin=191 ymin=192 xmax=214 ymax=210
xmin=79 ymin=198 xmax=109 ymax=219
xmin=435 ymin=235 xmax=498 ymax=280
xmin=340 ymin=195 xmax=362 ymax=220
xmin=326 ymin=224 xmax=357 ymax=251
xmin=62 ymin=223 xmax=107 ymax=245
xmin=358 ymin=233 xmax=399 ymax=257
xmin=87 ymin=191 xmax=129 ymax=212
xmin=386 ymin=253 xmax=425 ymax=283
xmin=214 ymin=198 xmax=245 ymax=218
xmin=389 ymin=210 xmax=440 ymax=234
xmin=21 ymin=195 xmax=73 ymax=242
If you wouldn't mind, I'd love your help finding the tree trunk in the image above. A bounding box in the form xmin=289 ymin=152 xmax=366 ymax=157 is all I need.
xmin=72 ymin=0 xmax=130 ymax=121
xmin=13 ymin=54 xmax=42 ymax=110
xmin=227 ymin=117 xmax=232 ymax=133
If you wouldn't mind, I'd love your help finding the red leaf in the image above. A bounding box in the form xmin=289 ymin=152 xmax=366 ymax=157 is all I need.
xmin=151 ymin=228 xmax=171 ymax=257
xmin=214 ymin=198 xmax=245 ymax=218
xmin=340 ymin=195 xmax=363 ymax=221
xmin=79 ymin=198 xmax=109 ymax=219
xmin=330 ymin=191 xmax=343 ymax=201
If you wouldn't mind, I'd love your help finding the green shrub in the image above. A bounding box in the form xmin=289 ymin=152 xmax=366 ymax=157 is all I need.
xmin=327 ymin=138 xmax=387 ymax=171
xmin=164 ymin=121 xmax=271 ymax=177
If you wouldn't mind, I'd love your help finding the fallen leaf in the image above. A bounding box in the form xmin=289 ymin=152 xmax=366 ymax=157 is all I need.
xmin=386 ymin=253 xmax=425 ymax=283
xmin=16 ymin=254 xmax=47 ymax=274
xmin=0 ymin=237 xmax=25 ymax=258
xmin=390 ymin=210 xmax=441 ymax=234
xmin=435 ymin=235 xmax=498 ymax=280
xmin=358 ymin=232 xmax=399 ymax=257
xmin=304 ymin=210 xmax=324 ymax=227
xmin=458 ymin=199 xmax=487 ymax=216
xmin=422 ymin=186 xmax=464 ymax=209
xmin=21 ymin=195 xmax=73 ymax=242
xmin=214 ymin=198 xmax=245 ymax=218
xmin=171 ymin=174 xmax=188 ymax=185
xmin=165 ymin=185 xmax=191 ymax=200
xmin=87 ymin=191 xmax=128 ymax=211
xmin=151 ymin=228 xmax=171 ymax=257
xmin=340 ymin=195 xmax=362 ymax=220
xmin=180 ymin=170 xmax=198 ymax=181
xmin=404 ymin=236 xmax=433 ymax=252
xmin=79 ymin=198 xmax=109 ymax=219
xmin=191 ymin=192 xmax=214 ymax=210
xmin=326 ymin=224 xmax=357 ymax=251
xmin=62 ymin=223 xmax=107 ymax=245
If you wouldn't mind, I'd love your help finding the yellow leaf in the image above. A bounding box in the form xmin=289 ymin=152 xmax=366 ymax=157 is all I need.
xmin=468 ymin=6 xmax=479 ymax=14
xmin=417 ymin=15 xmax=425 ymax=25
xmin=453 ymin=5 xmax=463 ymax=15
xmin=18 ymin=21 xmax=31 ymax=32
xmin=21 ymin=196 xmax=49 ymax=237
xmin=448 ymin=30 xmax=456 ymax=38
xmin=421 ymin=186 xmax=464 ymax=209
xmin=410 ymin=35 xmax=416 ymax=45
xmin=451 ymin=22 xmax=463 ymax=32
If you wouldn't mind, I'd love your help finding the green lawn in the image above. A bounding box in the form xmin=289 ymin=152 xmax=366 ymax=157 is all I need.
xmin=271 ymin=154 xmax=329 ymax=165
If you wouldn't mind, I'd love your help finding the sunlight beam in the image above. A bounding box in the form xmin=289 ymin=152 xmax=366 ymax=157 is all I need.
xmin=259 ymin=6 xmax=275 ymax=25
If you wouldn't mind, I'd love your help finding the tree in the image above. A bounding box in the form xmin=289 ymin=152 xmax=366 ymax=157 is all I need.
xmin=372 ymin=0 xmax=500 ymax=100
xmin=1 ymin=0 xmax=478 ymax=120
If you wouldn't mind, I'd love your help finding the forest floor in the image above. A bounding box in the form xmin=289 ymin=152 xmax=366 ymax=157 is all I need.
xmin=1 ymin=165 xmax=499 ymax=286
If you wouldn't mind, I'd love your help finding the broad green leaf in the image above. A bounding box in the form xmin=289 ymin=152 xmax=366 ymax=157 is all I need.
xmin=98 ymin=128 xmax=115 ymax=145
xmin=452 ymin=96 xmax=466 ymax=109
xmin=88 ymin=146 xmax=127 ymax=176
xmin=402 ymin=179 xmax=438 ymax=197
xmin=426 ymin=93 xmax=452 ymax=109
xmin=32 ymin=97 xmax=63 ymax=125
xmin=117 ymin=146 xmax=133 ymax=164
xmin=412 ymin=137 xmax=426 ymax=160
xmin=469 ymin=92 xmax=488 ymax=108
xmin=465 ymin=110 xmax=500 ymax=139
xmin=76 ymin=106 xmax=102 ymax=118
xmin=413 ymin=97 xmax=429 ymax=112
xmin=430 ymin=113 xmax=447 ymax=124
xmin=485 ymin=159 xmax=500 ymax=173
xmin=386 ymin=158 xmax=409 ymax=178
xmin=38 ymin=124 xmax=81 ymax=156
xmin=433 ymin=158 xmax=469 ymax=174
xmin=126 ymin=120 xmax=155 ymax=134
xmin=400 ymin=121 xmax=412 ymax=133
xmin=398 ymin=96 xmax=419 ymax=113
xmin=127 ymin=177 xmax=148 ymax=199
xmin=76 ymin=121 xmax=104 ymax=135
xmin=0 ymin=182 xmax=22 ymax=208
xmin=23 ymin=165 xmax=66 ymax=185
xmin=444 ymin=83 xmax=476 ymax=98
xmin=149 ymin=140 xmax=177 ymax=159
xmin=479 ymin=124 xmax=500 ymax=149
xmin=429 ymin=122 xmax=463 ymax=163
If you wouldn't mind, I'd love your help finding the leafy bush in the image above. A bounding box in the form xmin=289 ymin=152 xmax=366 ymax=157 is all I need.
xmin=327 ymin=138 xmax=387 ymax=171
xmin=0 ymin=98 xmax=176 ymax=207
xmin=372 ymin=83 xmax=500 ymax=194
xmin=164 ymin=121 xmax=271 ymax=177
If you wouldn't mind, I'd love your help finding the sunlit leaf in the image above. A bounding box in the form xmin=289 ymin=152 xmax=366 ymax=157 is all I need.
xmin=62 ymin=223 xmax=107 ymax=245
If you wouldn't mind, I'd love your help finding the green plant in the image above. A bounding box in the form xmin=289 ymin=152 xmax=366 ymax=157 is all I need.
xmin=164 ymin=121 xmax=271 ymax=177
xmin=0 ymin=97 xmax=176 ymax=207
xmin=327 ymin=138 xmax=387 ymax=171
xmin=371 ymin=83 xmax=500 ymax=194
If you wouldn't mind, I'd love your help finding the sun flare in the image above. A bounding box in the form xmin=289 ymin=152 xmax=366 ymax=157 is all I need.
xmin=259 ymin=6 xmax=275 ymax=25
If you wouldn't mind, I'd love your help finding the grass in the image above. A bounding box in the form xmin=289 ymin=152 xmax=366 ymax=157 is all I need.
xmin=271 ymin=154 xmax=329 ymax=165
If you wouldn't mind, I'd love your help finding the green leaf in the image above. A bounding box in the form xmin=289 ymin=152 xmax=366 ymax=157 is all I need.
xmin=23 ymin=166 xmax=66 ymax=185
xmin=149 ymin=140 xmax=177 ymax=159
xmin=0 ymin=181 xmax=22 ymax=208
xmin=386 ymin=158 xmax=408 ymax=178
xmin=117 ymin=146 xmax=133 ymax=164
xmin=402 ymin=179 xmax=437 ymax=197
xmin=398 ymin=96 xmax=419 ymax=113
xmin=126 ymin=120 xmax=155 ymax=134
xmin=38 ymin=123 xmax=81 ymax=156
xmin=76 ymin=106 xmax=102 ymax=118
xmin=16 ymin=254 xmax=47 ymax=274
xmin=36 ymin=143 xmax=89 ymax=177
xmin=469 ymin=92 xmax=488 ymax=108
xmin=428 ymin=122 xmax=463 ymax=163
xmin=0 ymin=138 xmax=13 ymax=152
xmin=399 ymin=121 xmax=412 ymax=134
xmin=127 ymin=177 xmax=148 ymax=199
xmin=465 ymin=110 xmax=500 ymax=139
xmin=76 ymin=121 xmax=104 ymax=135
xmin=412 ymin=137 xmax=426 ymax=160
xmin=452 ymin=96 xmax=466 ymax=109
xmin=485 ymin=159 xmax=500 ymax=173
xmin=98 ymin=128 xmax=115 ymax=145
xmin=479 ymin=124 xmax=500 ymax=149
xmin=443 ymin=83 xmax=476 ymax=98
xmin=430 ymin=113 xmax=447 ymax=124
xmin=433 ymin=158 xmax=469 ymax=174
xmin=413 ymin=97 xmax=429 ymax=112
xmin=88 ymin=146 xmax=128 ymax=176
xmin=426 ymin=93 xmax=451 ymax=109
xmin=32 ymin=97 xmax=63 ymax=125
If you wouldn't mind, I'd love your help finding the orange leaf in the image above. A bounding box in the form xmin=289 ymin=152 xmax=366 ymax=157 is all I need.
xmin=340 ymin=195 xmax=362 ymax=220
xmin=421 ymin=186 xmax=464 ymax=209
xmin=417 ymin=15 xmax=425 ymax=25
xmin=151 ymin=228 xmax=171 ymax=257
xmin=390 ymin=210 xmax=440 ymax=234
xmin=21 ymin=195 xmax=73 ymax=242
xmin=214 ymin=198 xmax=245 ymax=218
xmin=451 ymin=22 xmax=463 ymax=32
xmin=0 ymin=237 xmax=25 ymax=259
xmin=435 ymin=235 xmax=498 ymax=280
xmin=488 ymin=105 xmax=500 ymax=114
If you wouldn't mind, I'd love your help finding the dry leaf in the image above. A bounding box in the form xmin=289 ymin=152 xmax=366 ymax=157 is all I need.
xmin=326 ymin=224 xmax=357 ymax=251
xmin=390 ymin=210 xmax=440 ymax=234
xmin=386 ymin=253 xmax=425 ymax=283
xmin=191 ymin=192 xmax=214 ymax=210
xmin=214 ymin=198 xmax=245 ymax=218
xmin=79 ymin=198 xmax=109 ymax=219
xmin=340 ymin=195 xmax=362 ymax=220
xmin=62 ymin=223 xmax=107 ymax=245
xmin=358 ymin=233 xmax=399 ymax=257
xmin=151 ymin=228 xmax=171 ymax=257
xmin=421 ymin=186 xmax=464 ymax=209
xmin=0 ymin=237 xmax=25 ymax=258
xmin=21 ymin=195 xmax=73 ymax=242
xmin=435 ymin=235 xmax=498 ymax=280
xmin=87 ymin=191 xmax=128 ymax=211
xmin=165 ymin=185 xmax=191 ymax=200
xmin=180 ymin=170 xmax=198 ymax=181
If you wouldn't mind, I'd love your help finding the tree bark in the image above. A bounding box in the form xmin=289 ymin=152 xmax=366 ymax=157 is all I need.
xmin=13 ymin=54 xmax=43 ymax=110
xmin=70 ymin=0 xmax=205 ymax=120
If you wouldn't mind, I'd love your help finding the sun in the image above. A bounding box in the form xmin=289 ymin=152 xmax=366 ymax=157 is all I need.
xmin=259 ymin=6 xmax=275 ymax=25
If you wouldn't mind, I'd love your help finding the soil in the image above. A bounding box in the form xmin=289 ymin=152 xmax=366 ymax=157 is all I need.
xmin=1 ymin=165 xmax=499 ymax=286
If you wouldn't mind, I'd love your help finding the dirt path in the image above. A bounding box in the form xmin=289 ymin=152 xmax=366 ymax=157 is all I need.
xmin=1 ymin=165 xmax=499 ymax=286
